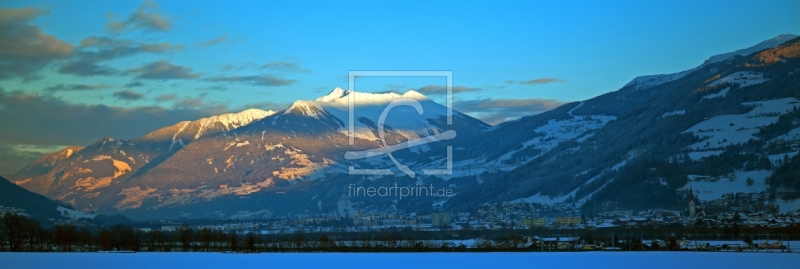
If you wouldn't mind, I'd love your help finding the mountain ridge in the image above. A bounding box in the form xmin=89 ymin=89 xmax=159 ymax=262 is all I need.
xmin=6 ymin=34 xmax=800 ymax=219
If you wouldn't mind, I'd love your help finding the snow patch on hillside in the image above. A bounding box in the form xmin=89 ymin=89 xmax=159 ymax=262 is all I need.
xmin=700 ymin=87 xmax=730 ymax=100
xmin=661 ymin=110 xmax=685 ymax=118
xmin=768 ymin=151 xmax=799 ymax=165
xmin=516 ymin=189 xmax=577 ymax=204
xmin=624 ymin=69 xmax=694 ymax=91
xmin=682 ymin=170 xmax=771 ymax=201
xmin=708 ymin=71 xmax=767 ymax=88
xmin=771 ymin=127 xmax=800 ymax=142
xmin=515 ymin=115 xmax=616 ymax=158
xmin=91 ymin=155 xmax=112 ymax=161
xmin=264 ymin=143 xmax=284 ymax=151
xmin=116 ymin=187 xmax=157 ymax=210
xmin=57 ymin=206 xmax=97 ymax=220
xmin=271 ymin=148 xmax=344 ymax=181
xmin=683 ymin=98 xmax=800 ymax=150
xmin=567 ymin=102 xmax=584 ymax=116
xmin=434 ymin=113 xmax=616 ymax=180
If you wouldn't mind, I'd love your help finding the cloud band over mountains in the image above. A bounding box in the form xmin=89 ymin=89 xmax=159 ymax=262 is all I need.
xmin=455 ymin=98 xmax=564 ymax=125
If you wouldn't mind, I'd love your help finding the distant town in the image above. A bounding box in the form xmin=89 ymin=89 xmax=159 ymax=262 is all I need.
xmin=3 ymin=187 xmax=798 ymax=253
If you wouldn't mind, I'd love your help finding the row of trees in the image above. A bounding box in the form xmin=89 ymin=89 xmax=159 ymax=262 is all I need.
xmin=4 ymin=212 xmax=798 ymax=252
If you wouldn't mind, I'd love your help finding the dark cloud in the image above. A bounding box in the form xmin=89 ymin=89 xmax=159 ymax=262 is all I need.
xmin=237 ymin=101 xmax=289 ymax=112
xmin=0 ymin=89 xmax=235 ymax=173
xmin=220 ymin=61 xmax=310 ymax=74
xmin=44 ymin=84 xmax=112 ymax=92
xmin=196 ymin=85 xmax=227 ymax=92
xmin=113 ymin=89 xmax=145 ymax=101
xmin=220 ymin=62 xmax=257 ymax=71
xmin=197 ymin=34 xmax=229 ymax=47
xmin=0 ymin=89 xmax=227 ymax=147
xmin=259 ymin=61 xmax=311 ymax=73
xmin=106 ymin=0 xmax=173 ymax=33
xmin=125 ymin=81 xmax=145 ymax=88
xmin=454 ymin=98 xmax=564 ymax=125
xmin=173 ymin=97 xmax=205 ymax=109
xmin=414 ymin=85 xmax=482 ymax=95
xmin=58 ymin=36 xmax=184 ymax=77
xmin=77 ymin=36 xmax=184 ymax=58
xmin=0 ymin=7 xmax=74 ymax=80
xmin=512 ymin=78 xmax=566 ymax=86
xmin=0 ymin=7 xmax=48 ymax=23
xmin=126 ymin=61 xmax=200 ymax=80
xmin=154 ymin=93 xmax=178 ymax=102
xmin=58 ymin=60 xmax=118 ymax=76
xmin=207 ymin=74 xmax=296 ymax=87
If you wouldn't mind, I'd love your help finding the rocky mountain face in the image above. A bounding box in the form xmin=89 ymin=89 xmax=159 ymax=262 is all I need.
xmin=7 ymin=109 xmax=275 ymax=214
xmin=7 ymin=35 xmax=800 ymax=219
xmin=7 ymin=89 xmax=490 ymax=219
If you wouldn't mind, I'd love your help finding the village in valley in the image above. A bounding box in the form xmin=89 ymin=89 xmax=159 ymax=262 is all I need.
xmin=5 ymin=184 xmax=796 ymax=253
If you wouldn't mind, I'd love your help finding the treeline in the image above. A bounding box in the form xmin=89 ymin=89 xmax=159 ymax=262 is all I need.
xmin=579 ymin=160 xmax=688 ymax=213
xmin=768 ymin=153 xmax=800 ymax=199
xmin=3 ymin=212 xmax=799 ymax=253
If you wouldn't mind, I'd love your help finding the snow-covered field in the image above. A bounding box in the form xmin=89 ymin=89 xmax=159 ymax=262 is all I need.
xmin=683 ymin=170 xmax=771 ymax=201
xmin=708 ymin=71 xmax=767 ymax=88
xmin=701 ymin=87 xmax=730 ymax=100
xmin=1 ymin=252 xmax=797 ymax=269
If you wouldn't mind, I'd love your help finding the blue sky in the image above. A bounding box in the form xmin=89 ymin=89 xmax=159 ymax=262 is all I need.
xmin=0 ymin=0 xmax=798 ymax=174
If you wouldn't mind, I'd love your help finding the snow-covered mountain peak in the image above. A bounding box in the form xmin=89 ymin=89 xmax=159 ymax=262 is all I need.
xmin=284 ymin=100 xmax=324 ymax=118
xmin=315 ymin=87 xmax=352 ymax=102
xmin=312 ymin=88 xmax=432 ymax=107
xmin=401 ymin=90 xmax=430 ymax=100
xmin=134 ymin=108 xmax=275 ymax=144
xmin=200 ymin=108 xmax=276 ymax=129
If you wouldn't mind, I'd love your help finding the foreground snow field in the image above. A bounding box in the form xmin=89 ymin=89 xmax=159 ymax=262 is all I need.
xmin=1 ymin=252 xmax=798 ymax=269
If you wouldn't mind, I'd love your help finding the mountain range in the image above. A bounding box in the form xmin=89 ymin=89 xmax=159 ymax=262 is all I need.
xmin=4 ymin=34 xmax=800 ymax=220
